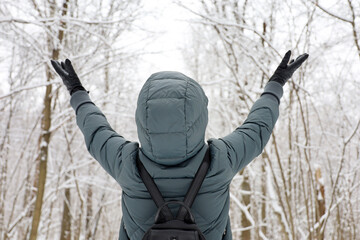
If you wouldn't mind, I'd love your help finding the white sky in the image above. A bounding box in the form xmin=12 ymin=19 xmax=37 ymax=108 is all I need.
xmin=0 ymin=1 xmax=195 ymax=95
xmin=135 ymin=0 xmax=195 ymax=81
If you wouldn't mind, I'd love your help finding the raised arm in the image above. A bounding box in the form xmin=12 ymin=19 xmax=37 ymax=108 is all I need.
xmin=51 ymin=59 xmax=130 ymax=179
xmin=220 ymin=50 xmax=309 ymax=174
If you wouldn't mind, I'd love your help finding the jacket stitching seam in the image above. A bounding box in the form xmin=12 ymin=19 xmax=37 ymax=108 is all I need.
xmin=117 ymin=143 xmax=138 ymax=179
xmin=150 ymin=77 xmax=187 ymax=81
xmin=186 ymin=105 xmax=206 ymax=132
xmin=218 ymin=138 xmax=237 ymax=174
xmin=145 ymin=81 xmax=154 ymax=158
xmin=184 ymin=79 xmax=189 ymax=159
xmin=82 ymin=111 xmax=106 ymax=127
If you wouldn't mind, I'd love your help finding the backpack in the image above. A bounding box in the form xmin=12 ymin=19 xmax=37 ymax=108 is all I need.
xmin=136 ymin=147 xmax=211 ymax=240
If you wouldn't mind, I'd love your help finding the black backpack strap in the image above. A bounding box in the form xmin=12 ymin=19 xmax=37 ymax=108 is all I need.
xmin=176 ymin=147 xmax=211 ymax=220
xmin=136 ymin=154 xmax=173 ymax=222
xmin=137 ymin=146 xmax=211 ymax=223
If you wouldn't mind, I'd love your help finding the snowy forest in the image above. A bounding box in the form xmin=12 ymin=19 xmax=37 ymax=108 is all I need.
xmin=0 ymin=0 xmax=359 ymax=239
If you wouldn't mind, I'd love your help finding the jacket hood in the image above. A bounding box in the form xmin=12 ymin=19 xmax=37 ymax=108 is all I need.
xmin=135 ymin=71 xmax=208 ymax=166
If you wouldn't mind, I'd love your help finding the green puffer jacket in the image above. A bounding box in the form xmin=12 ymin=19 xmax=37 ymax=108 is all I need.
xmin=70 ymin=71 xmax=283 ymax=240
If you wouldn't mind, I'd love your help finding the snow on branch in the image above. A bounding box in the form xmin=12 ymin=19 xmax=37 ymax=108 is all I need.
xmin=310 ymin=1 xmax=352 ymax=23
xmin=0 ymin=81 xmax=60 ymax=100
xmin=0 ymin=16 xmax=131 ymax=25
xmin=176 ymin=2 xmax=281 ymax=57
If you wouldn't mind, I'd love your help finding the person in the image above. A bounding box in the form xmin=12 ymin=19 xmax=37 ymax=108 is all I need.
xmin=51 ymin=50 xmax=308 ymax=240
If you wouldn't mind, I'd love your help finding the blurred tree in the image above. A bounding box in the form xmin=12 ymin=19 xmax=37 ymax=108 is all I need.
xmin=0 ymin=0 xmax=144 ymax=239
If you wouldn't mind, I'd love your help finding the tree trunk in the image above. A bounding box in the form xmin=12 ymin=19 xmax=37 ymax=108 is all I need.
xmin=315 ymin=168 xmax=325 ymax=240
xmin=29 ymin=1 xmax=68 ymax=239
xmin=60 ymin=175 xmax=71 ymax=240
xmin=240 ymin=170 xmax=251 ymax=239
xmin=86 ymin=185 xmax=93 ymax=240
xmin=0 ymin=74 xmax=15 ymax=240
xmin=29 ymin=70 xmax=53 ymax=240
xmin=260 ymin=160 xmax=267 ymax=237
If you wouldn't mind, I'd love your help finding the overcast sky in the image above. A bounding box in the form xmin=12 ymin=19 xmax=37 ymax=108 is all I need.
xmin=136 ymin=0 xmax=195 ymax=81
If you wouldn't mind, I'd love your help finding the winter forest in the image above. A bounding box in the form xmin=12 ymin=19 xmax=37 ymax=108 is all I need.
xmin=0 ymin=0 xmax=359 ymax=239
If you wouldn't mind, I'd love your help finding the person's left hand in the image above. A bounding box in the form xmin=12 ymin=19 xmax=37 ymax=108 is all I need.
xmin=51 ymin=59 xmax=86 ymax=95
xmin=269 ymin=50 xmax=309 ymax=86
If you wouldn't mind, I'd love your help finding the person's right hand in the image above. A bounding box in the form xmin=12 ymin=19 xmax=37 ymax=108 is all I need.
xmin=269 ymin=50 xmax=309 ymax=86
xmin=51 ymin=59 xmax=86 ymax=95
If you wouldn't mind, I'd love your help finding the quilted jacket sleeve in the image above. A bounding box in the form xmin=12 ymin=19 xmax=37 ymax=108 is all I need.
xmin=70 ymin=90 xmax=130 ymax=179
xmin=220 ymin=81 xmax=283 ymax=175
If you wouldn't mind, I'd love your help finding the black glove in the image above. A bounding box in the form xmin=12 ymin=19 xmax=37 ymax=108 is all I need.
xmin=50 ymin=59 xmax=86 ymax=95
xmin=269 ymin=50 xmax=309 ymax=86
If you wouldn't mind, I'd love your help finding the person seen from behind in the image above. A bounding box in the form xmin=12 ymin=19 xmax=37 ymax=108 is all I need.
xmin=51 ymin=50 xmax=309 ymax=239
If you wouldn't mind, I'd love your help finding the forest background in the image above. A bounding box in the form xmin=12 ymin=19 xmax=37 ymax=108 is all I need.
xmin=0 ymin=0 xmax=359 ymax=239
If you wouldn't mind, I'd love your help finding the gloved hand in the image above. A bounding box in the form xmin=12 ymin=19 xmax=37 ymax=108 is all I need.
xmin=269 ymin=50 xmax=309 ymax=86
xmin=50 ymin=59 xmax=86 ymax=95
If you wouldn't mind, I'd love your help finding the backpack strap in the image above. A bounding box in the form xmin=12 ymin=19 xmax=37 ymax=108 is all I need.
xmin=136 ymin=156 xmax=173 ymax=222
xmin=176 ymin=147 xmax=210 ymax=220
xmin=136 ymin=146 xmax=211 ymax=222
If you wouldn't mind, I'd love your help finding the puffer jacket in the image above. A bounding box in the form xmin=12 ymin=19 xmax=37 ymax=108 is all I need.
xmin=70 ymin=71 xmax=283 ymax=240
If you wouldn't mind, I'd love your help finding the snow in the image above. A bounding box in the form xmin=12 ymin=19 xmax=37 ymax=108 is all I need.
xmin=0 ymin=0 xmax=359 ymax=239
